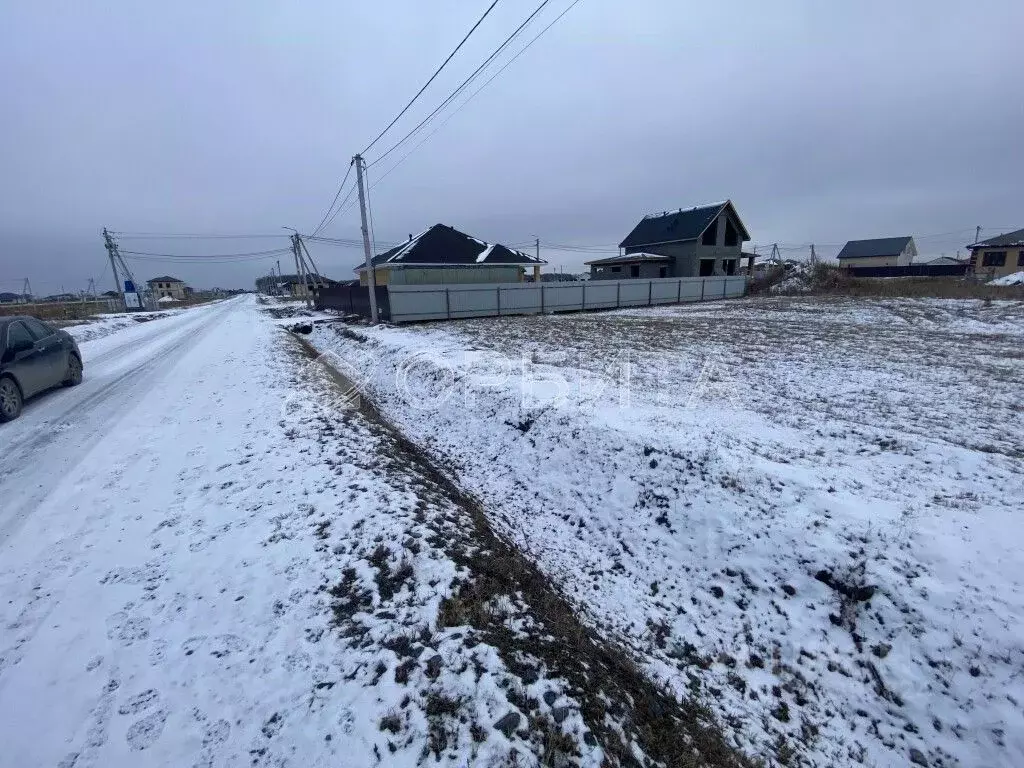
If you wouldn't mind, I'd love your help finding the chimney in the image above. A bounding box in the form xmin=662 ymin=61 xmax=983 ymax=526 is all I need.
xmin=408 ymin=233 xmax=412 ymax=241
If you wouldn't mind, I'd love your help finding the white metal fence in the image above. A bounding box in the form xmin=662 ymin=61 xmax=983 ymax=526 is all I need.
xmin=384 ymin=276 xmax=746 ymax=323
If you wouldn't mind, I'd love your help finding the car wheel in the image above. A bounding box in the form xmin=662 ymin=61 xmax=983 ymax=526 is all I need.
xmin=0 ymin=377 xmax=23 ymax=422
xmin=64 ymin=353 xmax=83 ymax=386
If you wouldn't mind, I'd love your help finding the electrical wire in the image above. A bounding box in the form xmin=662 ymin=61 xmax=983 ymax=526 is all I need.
xmin=365 ymin=0 xmax=583 ymax=190
xmin=368 ymin=0 xmax=555 ymax=169
xmin=111 ymin=232 xmax=288 ymax=239
xmin=317 ymin=181 xmax=360 ymax=234
xmin=364 ymin=161 xmax=378 ymax=256
xmin=119 ymin=247 xmax=293 ymax=259
xmin=311 ymin=159 xmax=354 ymax=237
xmin=361 ymin=0 xmax=501 ymax=155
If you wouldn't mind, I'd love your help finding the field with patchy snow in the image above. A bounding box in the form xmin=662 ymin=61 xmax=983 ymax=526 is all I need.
xmin=311 ymin=296 xmax=1024 ymax=767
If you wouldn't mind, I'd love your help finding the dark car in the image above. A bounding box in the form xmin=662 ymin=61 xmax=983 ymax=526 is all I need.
xmin=0 ymin=316 xmax=83 ymax=422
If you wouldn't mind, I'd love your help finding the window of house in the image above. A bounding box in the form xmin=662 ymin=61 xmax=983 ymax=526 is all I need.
xmin=699 ymin=258 xmax=715 ymax=277
xmin=630 ymin=265 xmax=640 ymax=278
xmin=724 ymin=219 xmax=739 ymax=247
xmin=701 ymin=220 xmax=718 ymax=246
xmin=659 ymin=266 xmax=667 ymax=278
xmin=982 ymin=251 xmax=1006 ymax=267
xmin=723 ymin=259 xmax=737 ymax=276
xmin=610 ymin=266 xmax=621 ymax=274
xmin=1018 ymin=251 xmax=1024 ymax=267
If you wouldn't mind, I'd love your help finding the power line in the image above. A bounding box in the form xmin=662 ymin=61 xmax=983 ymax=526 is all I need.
xmin=368 ymin=0 xmax=555 ymax=169
xmin=122 ymin=253 xmax=288 ymax=264
xmin=111 ymin=232 xmax=288 ymax=239
xmin=319 ymin=184 xmax=359 ymax=235
xmin=364 ymin=0 xmax=584 ymax=191
xmin=120 ymin=247 xmax=293 ymax=259
xmin=310 ymin=159 xmax=354 ymax=237
xmin=361 ymin=0 xmax=501 ymax=155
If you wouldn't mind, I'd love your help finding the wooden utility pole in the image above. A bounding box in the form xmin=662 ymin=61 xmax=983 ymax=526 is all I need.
xmin=102 ymin=228 xmax=126 ymax=311
xmin=354 ymin=153 xmax=379 ymax=323
xmin=975 ymin=225 xmax=982 ymax=244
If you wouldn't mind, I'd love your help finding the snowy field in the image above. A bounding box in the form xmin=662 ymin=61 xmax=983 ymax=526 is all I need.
xmin=310 ymin=296 xmax=1024 ymax=767
xmin=1 ymin=296 xmax=637 ymax=768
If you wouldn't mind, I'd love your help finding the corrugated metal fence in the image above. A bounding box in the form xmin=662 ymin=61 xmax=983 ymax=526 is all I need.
xmin=845 ymin=264 xmax=970 ymax=278
xmin=318 ymin=276 xmax=746 ymax=323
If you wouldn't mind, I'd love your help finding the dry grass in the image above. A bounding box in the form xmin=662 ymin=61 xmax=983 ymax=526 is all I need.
xmin=290 ymin=332 xmax=761 ymax=768
xmin=780 ymin=262 xmax=1024 ymax=299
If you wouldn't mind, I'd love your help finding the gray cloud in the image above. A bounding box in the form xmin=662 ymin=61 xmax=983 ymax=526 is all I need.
xmin=2 ymin=0 xmax=1021 ymax=291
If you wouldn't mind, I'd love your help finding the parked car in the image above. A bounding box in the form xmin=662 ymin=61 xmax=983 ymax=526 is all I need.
xmin=0 ymin=317 xmax=83 ymax=422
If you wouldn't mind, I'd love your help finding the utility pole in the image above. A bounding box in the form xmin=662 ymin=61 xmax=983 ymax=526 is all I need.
xmin=276 ymin=260 xmax=282 ymax=294
xmin=354 ymin=153 xmax=379 ymax=323
xmin=975 ymin=225 xmax=982 ymax=244
xmin=291 ymin=234 xmax=312 ymax=309
xmin=535 ymin=237 xmax=540 ymax=262
xmin=809 ymin=243 xmax=817 ymax=265
xmin=299 ymin=236 xmax=325 ymax=293
xmin=103 ymin=228 xmax=126 ymax=311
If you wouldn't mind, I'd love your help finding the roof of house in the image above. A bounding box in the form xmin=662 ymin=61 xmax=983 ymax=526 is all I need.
xmin=836 ymin=237 xmax=913 ymax=260
xmin=585 ymin=253 xmax=672 ymax=266
xmin=618 ymin=200 xmax=750 ymax=249
xmin=923 ymin=256 xmax=968 ymax=265
xmin=967 ymin=228 xmax=1024 ymax=249
xmin=147 ymin=276 xmax=184 ymax=283
xmin=355 ymin=224 xmax=544 ymax=272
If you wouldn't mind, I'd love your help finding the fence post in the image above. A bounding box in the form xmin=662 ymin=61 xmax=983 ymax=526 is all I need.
xmin=723 ymin=278 xmax=727 ymax=298
xmin=648 ymin=281 xmax=653 ymax=306
xmin=616 ymin=281 xmax=621 ymax=308
xmin=445 ymin=287 xmax=451 ymax=320
xmin=677 ymin=279 xmax=682 ymax=303
xmin=582 ymin=283 xmax=586 ymax=310
xmin=496 ymin=286 xmax=501 ymax=316
xmin=540 ymin=284 xmax=545 ymax=314
xmin=701 ymin=279 xmax=705 ymax=301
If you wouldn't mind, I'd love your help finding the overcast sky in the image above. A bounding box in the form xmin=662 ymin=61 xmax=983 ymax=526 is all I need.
xmin=2 ymin=0 xmax=1022 ymax=292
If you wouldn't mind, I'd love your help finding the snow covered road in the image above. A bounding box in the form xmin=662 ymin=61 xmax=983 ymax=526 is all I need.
xmin=1 ymin=300 xmax=236 ymax=544
xmin=1 ymin=296 xmax=683 ymax=768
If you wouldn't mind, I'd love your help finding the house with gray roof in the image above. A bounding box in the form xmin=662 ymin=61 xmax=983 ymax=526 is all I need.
xmin=836 ymin=237 xmax=917 ymax=268
xmin=587 ymin=200 xmax=751 ymax=280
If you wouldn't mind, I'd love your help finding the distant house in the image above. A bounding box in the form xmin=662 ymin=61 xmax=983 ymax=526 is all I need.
xmin=279 ymin=274 xmax=339 ymax=299
xmin=836 ymin=237 xmax=917 ymax=268
xmin=356 ymin=224 xmax=545 ymax=286
xmin=0 ymin=292 xmax=20 ymax=304
xmin=923 ymin=255 xmax=968 ymax=267
xmin=966 ymin=228 xmax=1024 ymax=279
xmin=147 ymin=276 xmax=188 ymax=300
xmin=588 ymin=200 xmax=751 ymax=280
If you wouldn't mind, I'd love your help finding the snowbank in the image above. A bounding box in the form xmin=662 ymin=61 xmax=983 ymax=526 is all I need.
xmin=64 ymin=309 xmax=184 ymax=343
xmin=310 ymin=296 xmax=1024 ymax=767
xmin=990 ymin=270 xmax=1024 ymax=286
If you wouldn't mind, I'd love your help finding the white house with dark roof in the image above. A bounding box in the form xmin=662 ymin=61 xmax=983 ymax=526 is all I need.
xmin=147 ymin=275 xmax=188 ymax=300
xmin=588 ymin=200 xmax=751 ymax=279
xmin=356 ymin=224 xmax=545 ymax=286
xmin=836 ymin=237 xmax=917 ymax=268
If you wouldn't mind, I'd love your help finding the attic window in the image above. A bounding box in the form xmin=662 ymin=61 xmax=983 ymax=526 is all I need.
xmin=724 ymin=219 xmax=739 ymax=247
xmin=701 ymin=221 xmax=717 ymax=246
